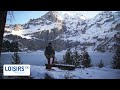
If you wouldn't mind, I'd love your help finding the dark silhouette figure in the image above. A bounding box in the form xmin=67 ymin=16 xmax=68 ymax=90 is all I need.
xmin=44 ymin=42 xmax=55 ymax=70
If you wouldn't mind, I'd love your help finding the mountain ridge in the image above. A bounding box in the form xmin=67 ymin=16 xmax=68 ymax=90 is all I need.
xmin=4 ymin=11 xmax=120 ymax=52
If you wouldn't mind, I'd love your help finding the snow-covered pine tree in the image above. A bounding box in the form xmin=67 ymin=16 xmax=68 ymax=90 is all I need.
xmin=112 ymin=45 xmax=120 ymax=69
xmin=63 ymin=48 xmax=73 ymax=65
xmin=72 ymin=47 xmax=81 ymax=67
xmin=81 ymin=51 xmax=92 ymax=68
xmin=11 ymin=52 xmax=22 ymax=64
xmin=10 ymin=52 xmax=32 ymax=79
xmin=11 ymin=36 xmax=22 ymax=64
xmin=98 ymin=60 xmax=104 ymax=68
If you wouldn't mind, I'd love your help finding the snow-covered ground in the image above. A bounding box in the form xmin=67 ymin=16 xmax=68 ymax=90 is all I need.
xmin=30 ymin=65 xmax=120 ymax=79
xmin=1 ymin=51 xmax=119 ymax=79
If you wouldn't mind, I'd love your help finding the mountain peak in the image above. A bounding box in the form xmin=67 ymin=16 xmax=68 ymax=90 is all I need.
xmin=99 ymin=11 xmax=113 ymax=15
xmin=51 ymin=11 xmax=87 ymax=20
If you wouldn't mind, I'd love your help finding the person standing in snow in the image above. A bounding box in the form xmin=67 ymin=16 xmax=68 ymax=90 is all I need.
xmin=44 ymin=42 xmax=55 ymax=70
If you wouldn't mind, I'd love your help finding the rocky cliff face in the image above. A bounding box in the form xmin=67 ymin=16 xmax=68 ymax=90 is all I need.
xmin=4 ymin=11 xmax=120 ymax=52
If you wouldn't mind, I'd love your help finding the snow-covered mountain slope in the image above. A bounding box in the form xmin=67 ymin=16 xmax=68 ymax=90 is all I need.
xmin=4 ymin=11 xmax=86 ymax=37
xmin=4 ymin=11 xmax=120 ymax=52
xmin=51 ymin=11 xmax=86 ymax=20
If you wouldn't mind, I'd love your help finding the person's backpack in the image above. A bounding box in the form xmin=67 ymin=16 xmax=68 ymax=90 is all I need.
xmin=46 ymin=46 xmax=54 ymax=55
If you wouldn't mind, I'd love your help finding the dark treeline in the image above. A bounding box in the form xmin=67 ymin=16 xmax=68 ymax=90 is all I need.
xmin=1 ymin=40 xmax=20 ymax=52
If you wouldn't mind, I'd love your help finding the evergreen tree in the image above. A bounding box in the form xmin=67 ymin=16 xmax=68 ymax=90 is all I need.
xmin=63 ymin=48 xmax=73 ymax=65
xmin=11 ymin=52 xmax=22 ymax=64
xmin=11 ymin=41 xmax=19 ymax=52
xmin=98 ymin=60 xmax=104 ymax=68
xmin=81 ymin=51 xmax=92 ymax=68
xmin=10 ymin=52 xmax=32 ymax=79
xmin=112 ymin=45 xmax=120 ymax=69
xmin=72 ymin=47 xmax=81 ymax=67
xmin=1 ymin=40 xmax=20 ymax=52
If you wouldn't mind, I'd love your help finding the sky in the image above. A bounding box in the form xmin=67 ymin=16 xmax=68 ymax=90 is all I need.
xmin=6 ymin=11 xmax=103 ymax=24
xmin=6 ymin=11 xmax=48 ymax=24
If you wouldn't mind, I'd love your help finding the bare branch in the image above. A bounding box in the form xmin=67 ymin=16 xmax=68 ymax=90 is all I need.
xmin=7 ymin=11 xmax=15 ymax=23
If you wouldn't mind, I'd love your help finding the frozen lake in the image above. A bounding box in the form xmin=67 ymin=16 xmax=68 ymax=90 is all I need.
xmin=0 ymin=51 xmax=114 ymax=66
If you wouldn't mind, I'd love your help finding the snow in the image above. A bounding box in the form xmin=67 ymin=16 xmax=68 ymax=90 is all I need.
xmin=11 ymin=30 xmax=23 ymax=36
xmin=52 ymin=11 xmax=86 ymax=21
xmin=4 ymin=22 xmax=62 ymax=39
xmin=1 ymin=51 xmax=119 ymax=79
xmin=4 ymin=11 xmax=119 ymax=50
xmin=54 ymin=64 xmax=75 ymax=67
xmin=63 ymin=36 xmax=81 ymax=42
xmin=0 ymin=51 xmax=64 ymax=66
xmin=30 ymin=65 xmax=47 ymax=79
xmin=30 ymin=65 xmax=120 ymax=79
xmin=89 ymin=52 xmax=114 ymax=66
xmin=1 ymin=51 xmax=114 ymax=67
xmin=40 ymin=23 xmax=57 ymax=31
xmin=59 ymin=12 xmax=118 ymax=44
xmin=3 ymin=38 xmax=13 ymax=43
xmin=4 ymin=29 xmax=33 ymax=39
